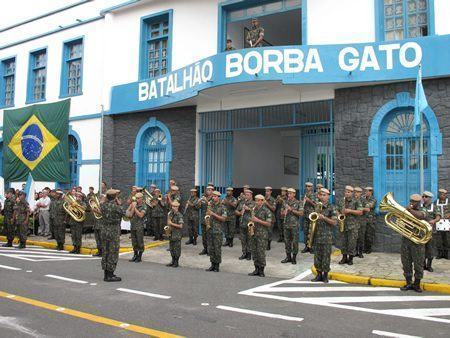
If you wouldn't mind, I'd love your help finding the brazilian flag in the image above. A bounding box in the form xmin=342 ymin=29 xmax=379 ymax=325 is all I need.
xmin=4 ymin=99 xmax=70 ymax=182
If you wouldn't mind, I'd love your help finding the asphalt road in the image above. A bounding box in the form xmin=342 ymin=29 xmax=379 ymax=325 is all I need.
xmin=0 ymin=244 xmax=449 ymax=338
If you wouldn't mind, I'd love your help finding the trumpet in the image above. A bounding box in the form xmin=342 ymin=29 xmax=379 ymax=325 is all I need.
xmin=338 ymin=214 xmax=346 ymax=232
xmin=63 ymin=194 xmax=86 ymax=222
xmin=89 ymin=195 xmax=102 ymax=220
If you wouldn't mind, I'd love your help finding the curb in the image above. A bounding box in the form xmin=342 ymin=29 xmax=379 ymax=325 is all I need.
xmin=311 ymin=265 xmax=450 ymax=295
xmin=0 ymin=236 xmax=168 ymax=255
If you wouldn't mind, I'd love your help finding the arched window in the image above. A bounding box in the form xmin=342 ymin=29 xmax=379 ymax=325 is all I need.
xmin=369 ymin=92 xmax=442 ymax=207
xmin=134 ymin=118 xmax=172 ymax=193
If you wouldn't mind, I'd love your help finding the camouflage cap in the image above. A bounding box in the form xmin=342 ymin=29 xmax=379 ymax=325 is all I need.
xmin=354 ymin=187 xmax=363 ymax=192
xmin=265 ymin=186 xmax=272 ymax=190
xmin=106 ymin=189 xmax=120 ymax=195
xmin=410 ymin=194 xmax=422 ymax=202
xmin=135 ymin=192 xmax=143 ymax=198
xmin=320 ymin=188 xmax=331 ymax=195
xmin=226 ymin=187 xmax=234 ymax=191
xmin=316 ymin=183 xmax=324 ymax=189
xmin=345 ymin=186 xmax=354 ymax=192
xmin=255 ymin=194 xmax=265 ymax=200
xmin=439 ymin=188 xmax=448 ymax=194
xmin=281 ymin=187 xmax=287 ymax=191
xmin=287 ymin=188 xmax=296 ymax=193
xmin=244 ymin=189 xmax=253 ymax=194
xmin=422 ymin=191 xmax=434 ymax=198
xmin=171 ymin=186 xmax=179 ymax=191
xmin=365 ymin=186 xmax=373 ymax=191
xmin=305 ymin=182 xmax=313 ymax=187
xmin=190 ymin=188 xmax=197 ymax=192
xmin=172 ymin=201 xmax=180 ymax=207
xmin=213 ymin=191 xmax=221 ymax=196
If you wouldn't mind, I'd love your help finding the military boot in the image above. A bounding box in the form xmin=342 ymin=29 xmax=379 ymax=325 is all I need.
xmin=258 ymin=266 xmax=265 ymax=277
xmin=172 ymin=258 xmax=179 ymax=268
xmin=347 ymin=255 xmax=354 ymax=265
xmin=436 ymin=250 xmax=444 ymax=259
xmin=322 ymin=272 xmax=329 ymax=283
xmin=18 ymin=242 xmax=26 ymax=249
xmin=222 ymin=238 xmax=229 ymax=247
xmin=69 ymin=246 xmax=77 ymax=254
xmin=206 ymin=264 xmax=215 ymax=271
xmin=199 ymin=248 xmax=208 ymax=255
xmin=2 ymin=240 xmax=13 ymax=247
xmin=185 ymin=237 xmax=194 ymax=245
xmin=129 ymin=250 xmax=138 ymax=262
xmin=248 ymin=265 xmax=259 ymax=276
xmin=267 ymin=240 xmax=271 ymax=251
xmin=214 ymin=263 xmax=220 ymax=272
xmin=246 ymin=252 xmax=251 ymax=260
xmin=281 ymin=253 xmax=292 ymax=263
xmin=338 ymin=254 xmax=348 ymax=264
xmin=311 ymin=272 xmax=323 ymax=282
xmin=135 ymin=251 xmax=142 ymax=263
xmin=103 ymin=270 xmax=108 ymax=281
xmin=301 ymin=246 xmax=309 ymax=253
xmin=291 ymin=254 xmax=297 ymax=265
xmin=193 ymin=237 xmax=197 ymax=246
xmin=229 ymin=238 xmax=233 ymax=247
xmin=277 ymin=237 xmax=283 ymax=243
xmin=400 ymin=277 xmax=413 ymax=291
xmin=413 ymin=279 xmax=422 ymax=293
xmin=426 ymin=258 xmax=434 ymax=272
xmin=106 ymin=271 xmax=122 ymax=282
xmin=239 ymin=253 xmax=247 ymax=260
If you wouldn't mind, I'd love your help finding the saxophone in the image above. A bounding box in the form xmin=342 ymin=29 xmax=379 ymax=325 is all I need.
xmin=307 ymin=202 xmax=323 ymax=249
xmin=204 ymin=201 xmax=212 ymax=230
xmin=164 ymin=210 xmax=173 ymax=237
xmin=247 ymin=205 xmax=256 ymax=237
xmin=338 ymin=199 xmax=346 ymax=232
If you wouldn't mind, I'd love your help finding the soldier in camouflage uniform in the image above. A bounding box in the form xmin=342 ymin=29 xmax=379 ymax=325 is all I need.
xmin=302 ymin=182 xmax=316 ymax=253
xmin=166 ymin=200 xmax=183 ymax=268
xmin=435 ymin=188 xmax=449 ymax=259
xmin=53 ymin=190 xmax=67 ymax=251
xmin=151 ymin=188 xmax=166 ymax=241
xmin=87 ymin=189 xmax=103 ymax=257
xmin=199 ymin=186 xmax=214 ymax=255
xmin=276 ymin=187 xmax=287 ymax=242
xmin=185 ymin=188 xmax=200 ymax=245
xmin=127 ymin=192 xmax=147 ymax=263
xmin=167 ymin=185 xmax=181 ymax=209
xmin=354 ymin=187 xmax=366 ymax=258
xmin=281 ymin=188 xmax=304 ymax=264
xmin=422 ymin=191 xmax=440 ymax=272
xmin=246 ymin=18 xmax=265 ymax=48
xmin=101 ymin=189 xmax=125 ymax=282
xmin=248 ymin=194 xmax=273 ymax=277
xmin=222 ymin=187 xmax=237 ymax=247
xmin=311 ymin=188 xmax=338 ymax=283
xmin=337 ymin=186 xmax=364 ymax=266
xmin=48 ymin=190 xmax=56 ymax=239
xmin=264 ymin=187 xmax=276 ymax=251
xmin=363 ymin=187 xmax=377 ymax=254
xmin=13 ymin=191 xmax=30 ymax=249
xmin=236 ymin=189 xmax=255 ymax=260
xmin=67 ymin=192 xmax=86 ymax=254
xmin=2 ymin=190 xmax=15 ymax=247
xmin=400 ymin=194 xmax=428 ymax=293
xmin=205 ymin=191 xmax=227 ymax=272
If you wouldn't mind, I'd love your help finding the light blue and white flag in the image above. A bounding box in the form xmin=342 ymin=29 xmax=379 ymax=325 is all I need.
xmin=414 ymin=65 xmax=428 ymax=130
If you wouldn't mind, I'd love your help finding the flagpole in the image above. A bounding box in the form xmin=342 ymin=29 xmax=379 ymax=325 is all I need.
xmin=99 ymin=105 xmax=104 ymax=193
xmin=418 ymin=64 xmax=424 ymax=193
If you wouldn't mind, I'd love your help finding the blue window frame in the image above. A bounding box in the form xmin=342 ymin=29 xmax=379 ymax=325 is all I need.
xmin=0 ymin=141 xmax=3 ymax=178
xmin=27 ymin=48 xmax=47 ymax=103
xmin=0 ymin=57 xmax=16 ymax=108
xmin=60 ymin=37 xmax=83 ymax=97
xmin=58 ymin=134 xmax=80 ymax=190
xmin=376 ymin=0 xmax=435 ymax=41
xmin=139 ymin=10 xmax=173 ymax=80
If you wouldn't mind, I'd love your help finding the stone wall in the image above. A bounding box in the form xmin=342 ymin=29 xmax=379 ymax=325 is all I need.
xmin=334 ymin=77 xmax=450 ymax=252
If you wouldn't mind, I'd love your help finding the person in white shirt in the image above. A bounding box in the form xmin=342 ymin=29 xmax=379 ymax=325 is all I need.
xmin=36 ymin=189 xmax=51 ymax=236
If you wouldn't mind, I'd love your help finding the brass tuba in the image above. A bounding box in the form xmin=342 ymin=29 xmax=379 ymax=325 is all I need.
xmin=89 ymin=195 xmax=102 ymax=220
xmin=307 ymin=202 xmax=322 ymax=248
xmin=63 ymin=194 xmax=86 ymax=222
xmin=142 ymin=188 xmax=155 ymax=207
xmin=379 ymin=192 xmax=432 ymax=245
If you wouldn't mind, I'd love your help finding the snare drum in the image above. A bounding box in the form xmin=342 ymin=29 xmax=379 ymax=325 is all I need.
xmin=436 ymin=219 xmax=450 ymax=231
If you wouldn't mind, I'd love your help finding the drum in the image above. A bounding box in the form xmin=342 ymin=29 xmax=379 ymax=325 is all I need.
xmin=436 ymin=219 xmax=450 ymax=231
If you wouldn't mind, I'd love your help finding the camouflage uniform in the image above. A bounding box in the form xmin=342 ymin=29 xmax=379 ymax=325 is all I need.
xmin=435 ymin=198 xmax=449 ymax=258
xmin=302 ymin=191 xmax=316 ymax=247
xmin=313 ymin=203 xmax=337 ymax=273
xmin=14 ymin=199 xmax=30 ymax=246
xmin=275 ymin=195 xmax=287 ymax=241
xmin=3 ymin=197 xmax=15 ymax=245
xmin=251 ymin=204 xmax=273 ymax=268
xmin=168 ymin=210 xmax=183 ymax=261
xmin=364 ymin=195 xmax=377 ymax=253
xmin=67 ymin=201 xmax=86 ymax=250
xmin=53 ymin=198 xmax=67 ymax=248
xmin=356 ymin=197 xmax=367 ymax=255
xmin=49 ymin=195 xmax=56 ymax=238
xmin=338 ymin=197 xmax=363 ymax=257
xmin=423 ymin=202 xmax=439 ymax=259
xmin=246 ymin=26 xmax=264 ymax=47
xmin=223 ymin=195 xmax=237 ymax=243
xmin=89 ymin=193 xmax=104 ymax=254
xmin=265 ymin=196 xmax=276 ymax=245
xmin=238 ymin=199 xmax=256 ymax=257
xmin=152 ymin=199 xmax=166 ymax=240
xmin=100 ymin=200 xmax=125 ymax=273
xmin=199 ymin=196 xmax=212 ymax=252
xmin=208 ymin=200 xmax=227 ymax=265
xmin=130 ymin=203 xmax=147 ymax=252
xmin=185 ymin=195 xmax=200 ymax=241
xmin=283 ymin=198 xmax=302 ymax=256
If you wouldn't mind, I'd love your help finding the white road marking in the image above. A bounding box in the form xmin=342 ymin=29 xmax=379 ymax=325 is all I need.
xmin=0 ymin=264 xmax=21 ymax=271
xmin=372 ymin=329 xmax=422 ymax=338
xmin=290 ymin=269 xmax=312 ymax=281
xmin=45 ymin=274 xmax=89 ymax=284
xmin=261 ymin=286 xmax=398 ymax=293
xmin=90 ymin=283 xmax=97 ymax=286
xmin=116 ymin=288 xmax=171 ymax=299
xmin=26 ymin=270 xmax=32 ymax=273
xmin=0 ymin=316 xmax=46 ymax=337
xmin=217 ymin=305 xmax=304 ymax=322
xmin=201 ymin=303 xmax=209 ymax=306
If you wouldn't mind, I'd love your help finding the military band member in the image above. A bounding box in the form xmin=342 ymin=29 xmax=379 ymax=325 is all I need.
xmin=363 ymin=187 xmax=377 ymax=254
xmin=338 ymin=186 xmax=364 ymax=266
xmin=145 ymin=184 xmax=157 ymax=236
xmin=167 ymin=185 xmax=181 ymax=208
xmin=127 ymin=186 xmax=138 ymax=205
xmin=67 ymin=192 xmax=86 ymax=254
xmin=151 ymin=188 xmax=166 ymax=241
xmin=205 ymin=191 xmax=227 ymax=272
xmin=236 ymin=189 xmax=255 ymax=260
xmin=90 ymin=190 xmax=104 ymax=257
xmin=222 ymin=187 xmax=237 ymax=247
xmin=276 ymin=187 xmax=288 ymax=242
xmin=315 ymin=183 xmax=324 ymax=194
xmin=167 ymin=200 xmax=183 ymax=268
xmin=246 ymin=18 xmax=265 ymax=48
xmin=53 ymin=190 xmax=66 ymax=251
xmin=354 ymin=187 xmax=366 ymax=258
xmin=264 ymin=187 xmax=276 ymax=251
xmin=127 ymin=192 xmax=147 ymax=263
xmin=13 ymin=191 xmax=30 ymax=249
xmin=400 ymin=194 xmax=428 ymax=292
xmin=48 ymin=190 xmax=56 ymax=239
xmin=249 ymin=194 xmax=273 ymax=277
xmin=422 ymin=191 xmax=440 ymax=272
xmin=436 ymin=188 xmax=449 ymax=259
xmin=199 ymin=185 xmax=214 ymax=255
xmin=311 ymin=188 xmax=338 ymax=283
xmin=281 ymin=188 xmax=304 ymax=264
xmin=185 ymin=188 xmax=200 ymax=245
xmin=101 ymin=189 xmax=125 ymax=282
xmin=2 ymin=190 xmax=15 ymax=247
xmin=302 ymin=182 xmax=316 ymax=253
